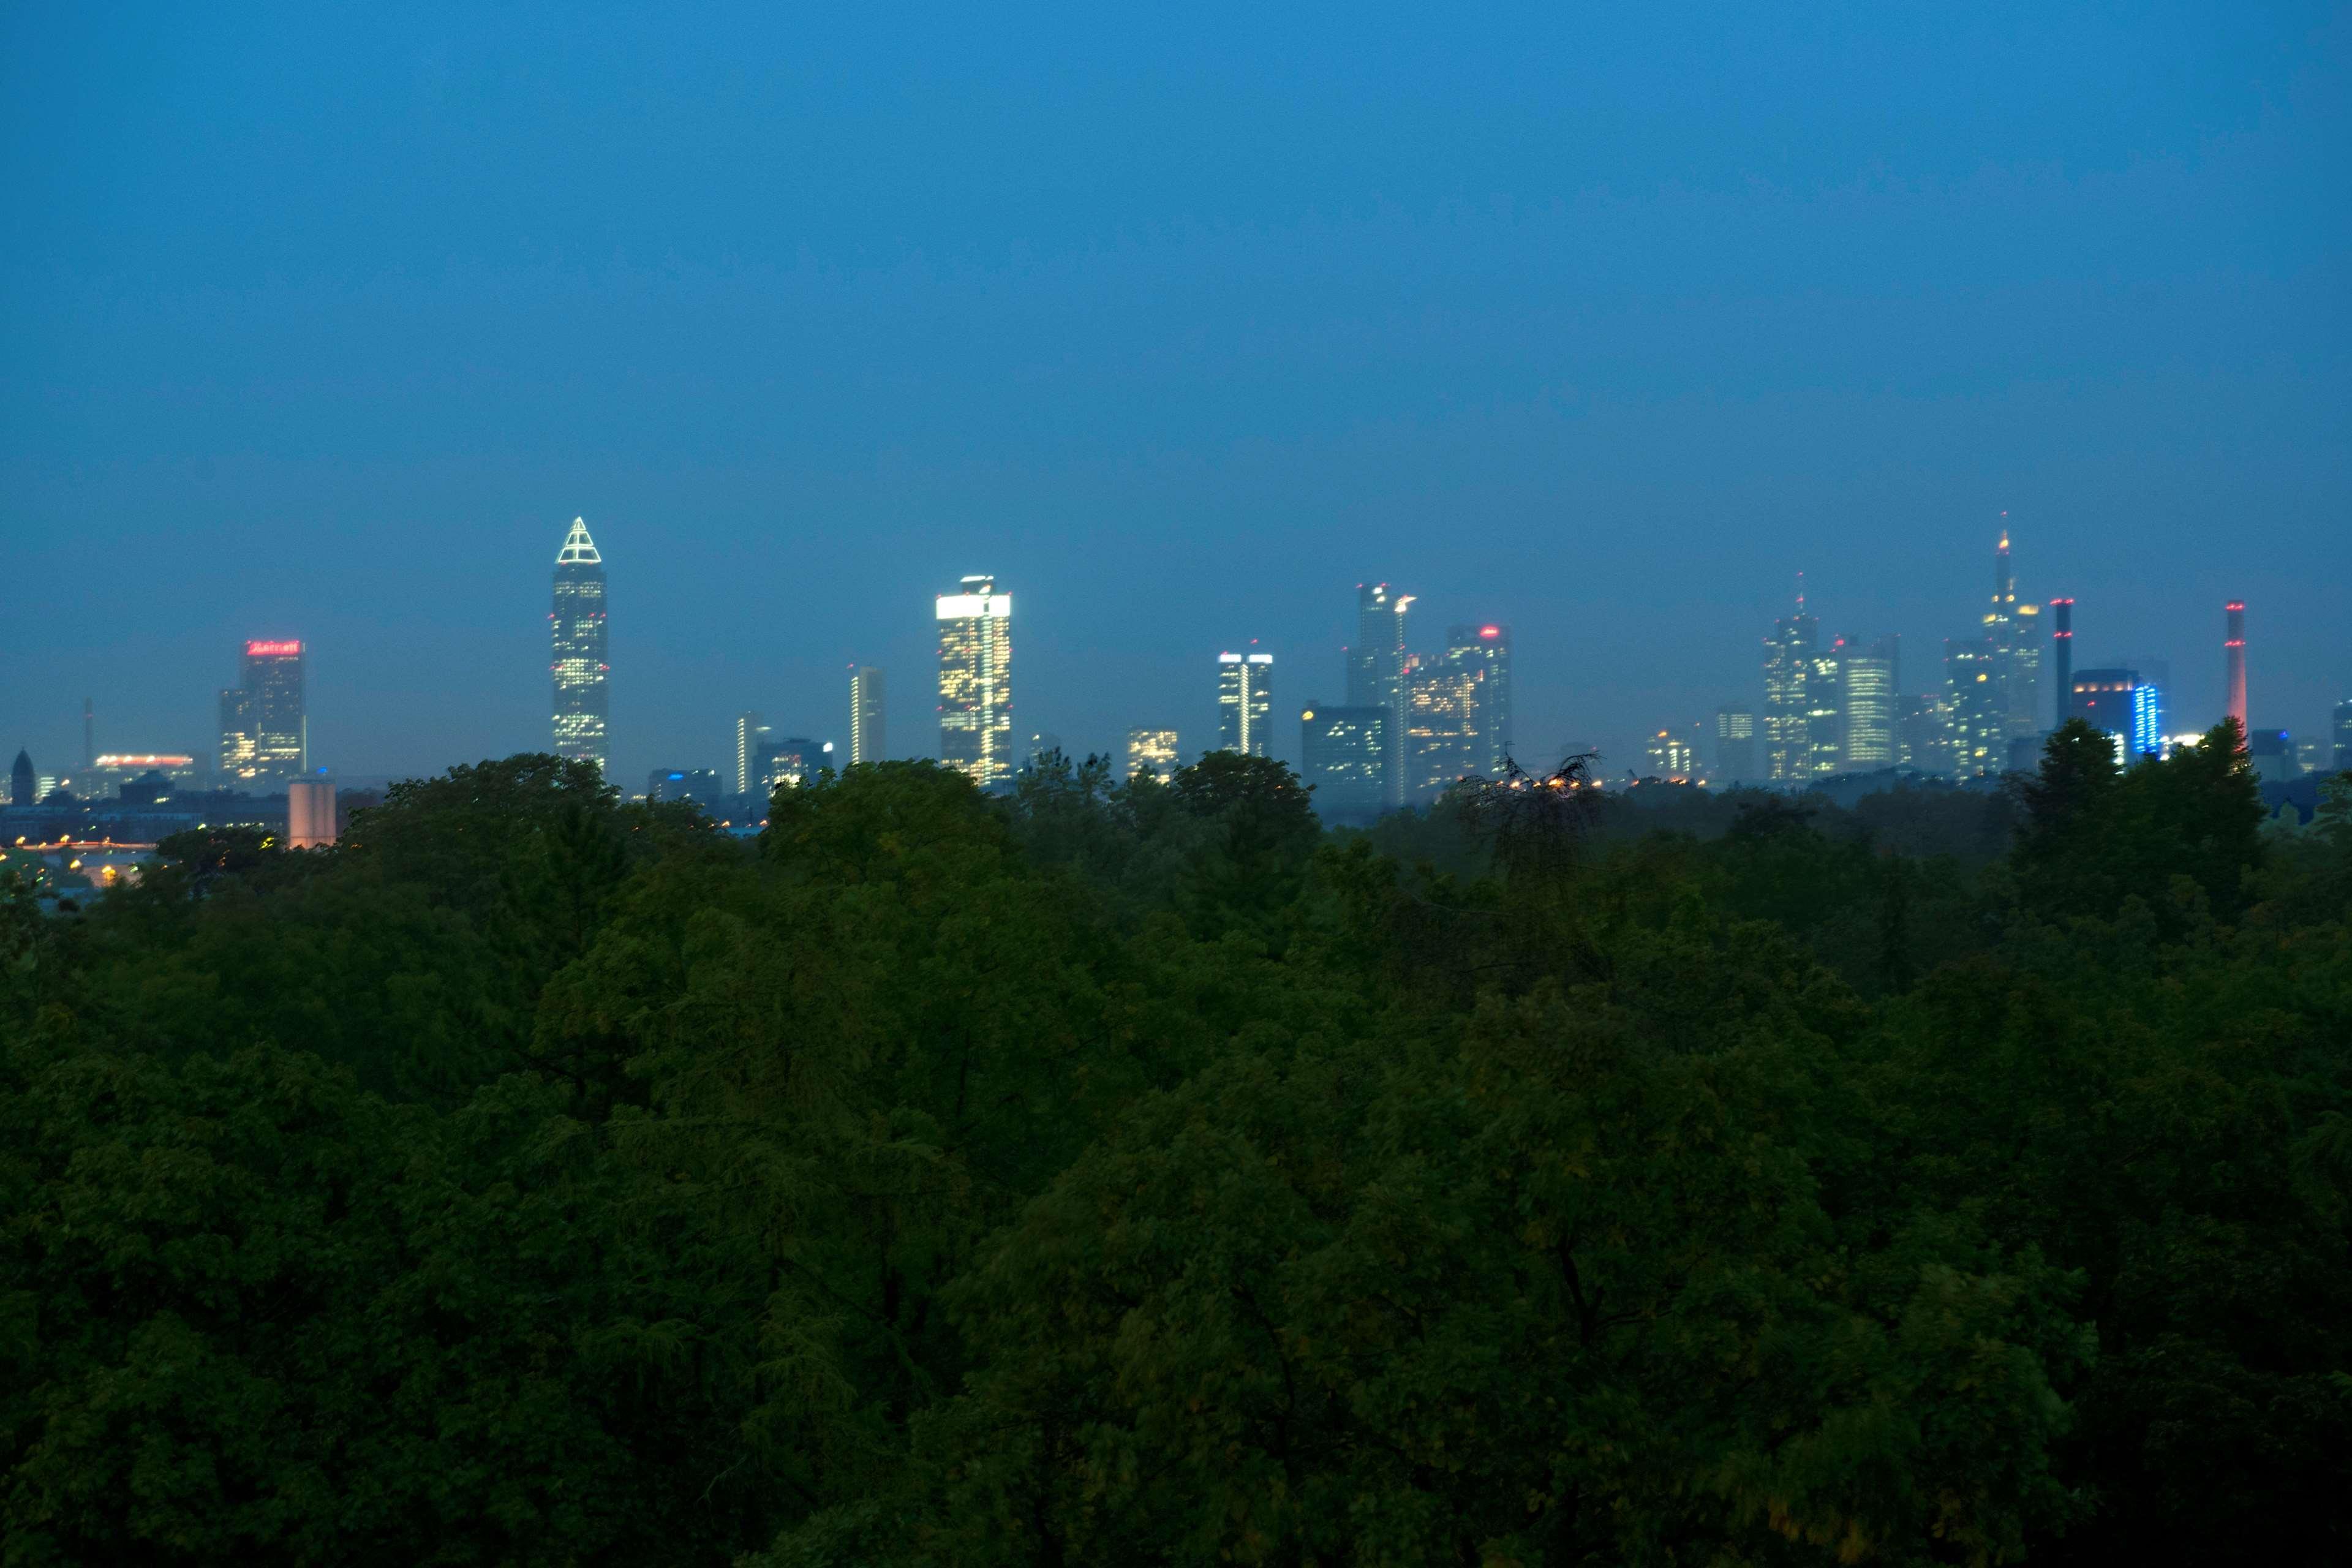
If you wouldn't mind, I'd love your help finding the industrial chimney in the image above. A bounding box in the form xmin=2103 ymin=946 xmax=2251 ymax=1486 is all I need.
xmin=2224 ymin=601 xmax=2247 ymax=729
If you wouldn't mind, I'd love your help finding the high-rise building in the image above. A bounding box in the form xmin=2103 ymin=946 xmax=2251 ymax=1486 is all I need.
xmin=1714 ymin=706 xmax=1757 ymax=783
xmin=1023 ymin=731 xmax=1065 ymax=769
xmin=648 ymin=767 xmax=725 ymax=804
xmin=1350 ymin=583 xmax=1414 ymax=806
xmin=1126 ymin=727 xmax=1180 ymax=780
xmin=287 ymin=775 xmax=337 ymax=849
xmin=733 ymin=712 xmax=769 ymax=796
xmin=937 ymin=575 xmax=1012 ymax=787
xmin=1216 ymin=651 xmax=1274 ymax=757
xmin=1401 ymin=652 xmax=1481 ymax=799
xmin=1841 ymin=635 xmax=1898 ymax=769
xmin=1805 ymin=636 xmax=1845 ymax=778
xmin=1300 ymin=703 xmax=1389 ymax=822
xmin=2070 ymin=669 xmax=2161 ymax=761
xmin=2050 ymin=599 xmax=2075 ymax=729
xmin=2246 ymin=729 xmax=2297 ymax=783
xmin=1896 ymin=693 xmax=1953 ymax=774
xmin=754 ymin=737 xmax=831 ymax=795
xmin=2334 ymin=699 xmax=2352 ymax=774
xmin=217 ymin=640 xmax=306 ymax=786
xmin=1762 ymin=595 xmax=1819 ymax=783
xmin=551 ymin=518 xmax=609 ymax=774
xmin=1447 ymin=624 xmax=1512 ymax=772
xmin=1945 ymin=638 xmax=2003 ymax=776
xmin=849 ymin=666 xmax=886 ymax=765
xmin=1643 ymin=729 xmax=1695 ymax=781
xmin=2224 ymin=601 xmax=2247 ymax=729
xmin=9 ymin=750 xmax=31 ymax=807
xmin=1985 ymin=530 xmax=2043 ymax=746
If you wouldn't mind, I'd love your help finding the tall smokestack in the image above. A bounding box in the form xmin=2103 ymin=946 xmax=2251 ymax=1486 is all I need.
xmin=82 ymin=698 xmax=94 ymax=769
xmin=2050 ymin=600 xmax=2074 ymax=728
xmin=2225 ymin=601 xmax=2247 ymax=728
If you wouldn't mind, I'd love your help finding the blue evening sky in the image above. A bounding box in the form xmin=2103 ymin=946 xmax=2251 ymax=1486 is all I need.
xmin=4 ymin=3 xmax=2346 ymax=784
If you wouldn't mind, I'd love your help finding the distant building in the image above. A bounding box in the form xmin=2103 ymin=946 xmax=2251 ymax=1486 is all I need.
xmin=9 ymin=750 xmax=31 ymax=806
xmin=1714 ymin=706 xmax=1757 ymax=784
xmin=937 ymin=576 xmax=1012 ymax=786
xmin=647 ymin=767 xmax=724 ymax=804
xmin=1447 ymin=624 xmax=1512 ymax=772
xmin=2246 ymin=728 xmax=2299 ymax=785
xmin=1216 ymin=652 xmax=1274 ymax=757
xmin=849 ymin=666 xmax=886 ymax=765
xmin=1401 ymin=651 xmax=1483 ymax=799
xmin=1126 ymin=727 xmax=1180 ymax=780
xmin=1643 ymin=729 xmax=1695 ymax=781
xmin=1805 ymin=636 xmax=1844 ymax=778
xmin=1300 ymin=703 xmax=1389 ymax=822
xmin=551 ymin=518 xmax=609 ymax=774
xmin=754 ymin=739 xmax=831 ymax=796
xmin=1762 ymin=598 xmax=1818 ymax=783
xmin=1946 ymin=638 xmax=2003 ymax=776
xmin=2070 ymin=668 xmax=2162 ymax=761
xmin=218 ymin=639 xmax=307 ymax=786
xmin=1985 ymin=531 xmax=2043 ymax=747
xmin=1841 ymin=635 xmax=1899 ymax=769
xmin=287 ymin=775 xmax=337 ymax=848
xmin=2335 ymin=699 xmax=2352 ymax=774
xmin=1351 ymin=584 xmax=1414 ymax=807
xmin=733 ymin=712 xmax=769 ymax=796
xmin=2049 ymin=598 xmax=2075 ymax=730
xmin=2294 ymin=736 xmax=2331 ymax=775
xmin=88 ymin=755 xmax=203 ymax=795
xmin=1896 ymin=692 xmax=1951 ymax=775
xmin=2224 ymin=601 xmax=2247 ymax=729
xmin=1023 ymin=731 xmax=1065 ymax=768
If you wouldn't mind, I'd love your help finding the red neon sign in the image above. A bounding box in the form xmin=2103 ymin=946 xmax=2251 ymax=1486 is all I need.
xmin=1479 ymin=626 xmax=1501 ymax=639
xmin=245 ymin=639 xmax=303 ymax=657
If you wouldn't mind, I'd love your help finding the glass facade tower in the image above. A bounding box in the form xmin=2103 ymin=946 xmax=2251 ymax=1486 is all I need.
xmin=551 ymin=518 xmax=609 ymax=774
xmin=937 ymin=575 xmax=1012 ymax=786
xmin=219 ymin=639 xmax=306 ymax=786
xmin=1350 ymin=583 xmax=1413 ymax=807
xmin=1216 ymin=651 xmax=1274 ymax=756
xmin=1841 ymin=635 xmax=1899 ymax=769
xmin=1762 ymin=600 xmax=1818 ymax=783
xmin=849 ymin=666 xmax=886 ymax=765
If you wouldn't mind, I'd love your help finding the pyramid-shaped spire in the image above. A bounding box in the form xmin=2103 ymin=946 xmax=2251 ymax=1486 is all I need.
xmin=556 ymin=517 xmax=602 ymax=565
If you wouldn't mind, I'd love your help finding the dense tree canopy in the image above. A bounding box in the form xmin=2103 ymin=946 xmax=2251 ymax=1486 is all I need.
xmin=2 ymin=728 xmax=2345 ymax=1564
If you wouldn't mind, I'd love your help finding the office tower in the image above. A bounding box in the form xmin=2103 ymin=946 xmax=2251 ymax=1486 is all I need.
xmin=1841 ymin=635 xmax=1898 ymax=769
xmin=1447 ymin=624 xmax=1513 ymax=771
xmin=1400 ymin=652 xmax=1479 ymax=799
xmin=1216 ymin=651 xmax=1274 ymax=756
xmin=2069 ymin=669 xmax=2161 ymax=762
xmin=2335 ymin=700 xmax=2352 ymax=774
xmin=1126 ymin=727 xmax=1180 ymax=780
xmin=753 ymin=737 xmax=829 ymax=795
xmin=647 ymin=767 xmax=725 ymax=804
xmin=1945 ymin=638 xmax=2003 ymax=776
xmin=2050 ymin=599 xmax=2075 ymax=729
xmin=849 ymin=666 xmax=886 ymax=765
xmin=2294 ymin=737 xmax=2331 ymax=775
xmin=1984 ymin=530 xmax=2043 ymax=744
xmin=1762 ymin=594 xmax=1818 ymax=782
xmin=2224 ymin=601 xmax=2247 ymax=728
xmin=216 ymin=640 xmax=306 ymax=786
xmin=9 ymin=750 xmax=31 ymax=806
xmin=1023 ymin=731 xmax=1065 ymax=769
xmin=1643 ymin=730 xmax=1695 ymax=781
xmin=1804 ymin=636 xmax=1845 ymax=777
xmin=1896 ymin=693 xmax=1951 ymax=774
xmin=937 ymin=575 xmax=1013 ymax=786
xmin=287 ymin=775 xmax=337 ymax=849
xmin=1300 ymin=703 xmax=1389 ymax=823
xmin=2246 ymin=729 xmax=2297 ymax=783
xmin=733 ymin=712 xmax=769 ymax=796
xmin=1351 ymin=583 xmax=1413 ymax=805
xmin=551 ymin=518 xmax=609 ymax=774
xmin=1714 ymin=706 xmax=1757 ymax=783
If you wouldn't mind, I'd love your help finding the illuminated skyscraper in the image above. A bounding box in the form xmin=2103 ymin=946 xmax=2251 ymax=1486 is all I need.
xmin=1216 ymin=651 xmax=1274 ymax=756
xmin=1351 ymin=583 xmax=1414 ymax=806
xmin=1762 ymin=593 xmax=1817 ymax=783
xmin=733 ymin=712 xmax=769 ymax=795
xmin=2332 ymin=699 xmax=2351 ymax=774
xmin=1806 ymin=636 xmax=1845 ymax=777
xmin=1300 ymin=703 xmax=1388 ymax=821
xmin=1985 ymin=530 xmax=2043 ymax=745
xmin=937 ymin=575 xmax=1012 ymax=786
xmin=218 ymin=639 xmax=306 ymax=786
xmin=1841 ymin=635 xmax=1898 ymax=769
xmin=2070 ymin=669 xmax=2160 ymax=761
xmin=551 ymin=518 xmax=609 ymax=774
xmin=9 ymin=750 xmax=31 ymax=806
xmin=1126 ymin=727 xmax=1180 ymax=780
xmin=1447 ymin=623 xmax=1512 ymax=772
xmin=1945 ymin=638 xmax=2003 ymax=776
xmin=849 ymin=666 xmax=886 ymax=764
xmin=1897 ymin=693 xmax=1953 ymax=774
xmin=755 ymin=737 xmax=831 ymax=794
xmin=1643 ymin=730 xmax=1695 ymax=781
xmin=1714 ymin=706 xmax=1757 ymax=783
